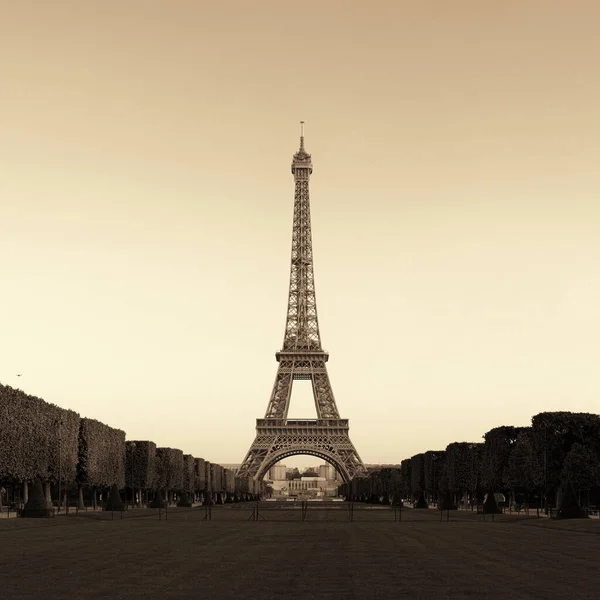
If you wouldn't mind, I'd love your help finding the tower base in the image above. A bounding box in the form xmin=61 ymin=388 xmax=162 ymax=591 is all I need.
xmin=237 ymin=418 xmax=366 ymax=482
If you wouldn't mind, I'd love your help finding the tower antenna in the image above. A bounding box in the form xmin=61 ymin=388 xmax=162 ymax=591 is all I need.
xmin=300 ymin=121 xmax=305 ymax=150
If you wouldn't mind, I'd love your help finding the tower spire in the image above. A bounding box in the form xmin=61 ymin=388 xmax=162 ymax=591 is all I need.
xmin=300 ymin=121 xmax=305 ymax=151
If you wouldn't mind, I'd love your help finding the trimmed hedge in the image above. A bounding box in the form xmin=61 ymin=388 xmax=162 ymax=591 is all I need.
xmin=224 ymin=468 xmax=236 ymax=493
xmin=1 ymin=384 xmax=266 ymax=502
xmin=399 ymin=459 xmax=411 ymax=499
xmin=210 ymin=463 xmax=224 ymax=492
xmin=155 ymin=447 xmax=184 ymax=491
xmin=149 ymin=488 xmax=166 ymax=508
xmin=205 ymin=461 xmax=212 ymax=492
xmin=444 ymin=442 xmax=481 ymax=497
xmin=410 ymin=453 xmax=425 ymax=497
xmin=183 ymin=454 xmax=195 ymax=494
xmin=481 ymin=426 xmax=527 ymax=491
xmin=556 ymin=483 xmax=587 ymax=519
xmin=77 ymin=418 xmax=126 ymax=489
xmin=194 ymin=458 xmax=206 ymax=491
xmin=532 ymin=412 xmax=600 ymax=495
xmin=125 ymin=441 xmax=157 ymax=490
xmin=104 ymin=483 xmax=125 ymax=512
xmin=0 ymin=384 xmax=79 ymax=484
xmin=423 ymin=450 xmax=445 ymax=497
xmin=21 ymin=477 xmax=54 ymax=518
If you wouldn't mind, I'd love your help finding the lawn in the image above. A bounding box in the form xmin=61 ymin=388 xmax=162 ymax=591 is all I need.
xmin=1 ymin=503 xmax=598 ymax=599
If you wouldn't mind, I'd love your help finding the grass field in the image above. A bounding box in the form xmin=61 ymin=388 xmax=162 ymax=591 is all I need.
xmin=1 ymin=503 xmax=599 ymax=599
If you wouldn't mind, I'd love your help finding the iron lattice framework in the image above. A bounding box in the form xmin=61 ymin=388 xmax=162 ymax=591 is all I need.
xmin=237 ymin=125 xmax=366 ymax=483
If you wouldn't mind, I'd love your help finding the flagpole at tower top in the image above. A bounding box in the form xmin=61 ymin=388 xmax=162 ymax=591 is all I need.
xmin=300 ymin=121 xmax=305 ymax=150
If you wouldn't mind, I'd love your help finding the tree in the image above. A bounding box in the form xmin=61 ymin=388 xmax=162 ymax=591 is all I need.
xmin=505 ymin=431 xmax=538 ymax=503
xmin=466 ymin=443 xmax=484 ymax=501
xmin=301 ymin=470 xmax=319 ymax=478
xmin=445 ymin=442 xmax=481 ymax=505
xmin=481 ymin=426 xmax=527 ymax=492
xmin=561 ymin=443 xmax=600 ymax=504
xmin=183 ymin=454 xmax=196 ymax=494
xmin=194 ymin=458 xmax=207 ymax=494
xmin=77 ymin=418 xmax=126 ymax=492
xmin=531 ymin=412 xmax=600 ymax=502
xmin=423 ymin=451 xmax=445 ymax=503
xmin=0 ymin=385 xmax=79 ymax=488
xmin=125 ymin=441 xmax=157 ymax=506
xmin=155 ymin=448 xmax=184 ymax=497
xmin=410 ymin=454 xmax=425 ymax=499
xmin=399 ymin=459 xmax=411 ymax=499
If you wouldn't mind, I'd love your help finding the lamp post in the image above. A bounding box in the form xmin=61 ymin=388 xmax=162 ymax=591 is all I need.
xmin=543 ymin=422 xmax=548 ymax=515
xmin=129 ymin=442 xmax=136 ymax=509
xmin=57 ymin=418 xmax=63 ymax=513
xmin=432 ymin=454 xmax=438 ymax=507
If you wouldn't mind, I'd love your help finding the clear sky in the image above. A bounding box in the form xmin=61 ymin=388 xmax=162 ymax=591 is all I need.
xmin=1 ymin=1 xmax=598 ymax=468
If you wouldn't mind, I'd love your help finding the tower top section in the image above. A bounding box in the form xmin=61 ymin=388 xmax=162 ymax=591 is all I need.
xmin=291 ymin=121 xmax=313 ymax=175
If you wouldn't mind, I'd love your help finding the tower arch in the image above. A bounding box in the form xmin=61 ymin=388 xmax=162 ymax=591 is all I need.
xmin=256 ymin=448 xmax=351 ymax=483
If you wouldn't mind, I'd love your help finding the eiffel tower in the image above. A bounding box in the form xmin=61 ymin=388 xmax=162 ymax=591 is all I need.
xmin=237 ymin=124 xmax=366 ymax=483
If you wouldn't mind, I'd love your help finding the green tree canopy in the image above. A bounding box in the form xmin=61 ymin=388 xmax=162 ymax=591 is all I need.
xmin=505 ymin=431 xmax=538 ymax=493
xmin=561 ymin=443 xmax=600 ymax=493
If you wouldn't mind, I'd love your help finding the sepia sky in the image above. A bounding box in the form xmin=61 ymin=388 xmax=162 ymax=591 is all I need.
xmin=1 ymin=1 xmax=599 ymax=469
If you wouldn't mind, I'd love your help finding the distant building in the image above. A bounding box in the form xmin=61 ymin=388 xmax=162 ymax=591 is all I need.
xmin=267 ymin=461 xmax=341 ymax=498
xmin=288 ymin=476 xmax=328 ymax=498
xmin=319 ymin=464 xmax=338 ymax=480
xmin=269 ymin=464 xmax=287 ymax=480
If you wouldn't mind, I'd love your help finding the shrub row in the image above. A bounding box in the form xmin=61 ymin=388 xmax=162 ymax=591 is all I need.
xmin=341 ymin=411 xmax=600 ymax=508
xmin=0 ymin=384 xmax=265 ymax=503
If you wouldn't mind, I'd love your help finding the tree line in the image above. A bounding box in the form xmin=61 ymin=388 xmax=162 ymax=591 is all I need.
xmin=0 ymin=384 xmax=263 ymax=510
xmin=340 ymin=411 xmax=600 ymax=511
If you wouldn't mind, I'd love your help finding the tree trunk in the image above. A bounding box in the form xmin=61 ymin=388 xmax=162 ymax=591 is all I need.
xmin=77 ymin=485 xmax=85 ymax=509
xmin=23 ymin=480 xmax=29 ymax=505
xmin=92 ymin=487 xmax=97 ymax=510
xmin=44 ymin=482 xmax=52 ymax=507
